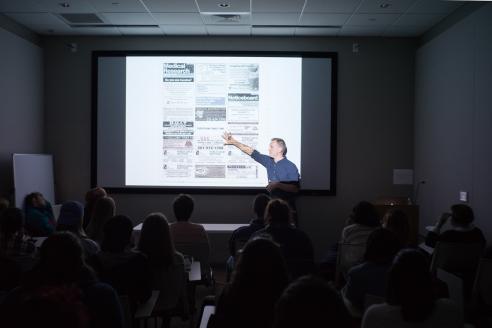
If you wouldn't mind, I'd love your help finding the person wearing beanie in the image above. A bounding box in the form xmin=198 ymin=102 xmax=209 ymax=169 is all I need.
xmin=56 ymin=201 xmax=100 ymax=258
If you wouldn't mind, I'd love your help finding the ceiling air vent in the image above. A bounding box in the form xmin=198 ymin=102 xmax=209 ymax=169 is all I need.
xmin=59 ymin=13 xmax=104 ymax=24
xmin=201 ymin=12 xmax=250 ymax=25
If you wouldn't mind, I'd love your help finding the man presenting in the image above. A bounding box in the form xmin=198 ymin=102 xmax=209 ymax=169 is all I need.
xmin=222 ymin=132 xmax=300 ymax=203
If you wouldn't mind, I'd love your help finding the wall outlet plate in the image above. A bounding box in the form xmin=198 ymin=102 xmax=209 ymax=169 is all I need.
xmin=459 ymin=191 xmax=468 ymax=202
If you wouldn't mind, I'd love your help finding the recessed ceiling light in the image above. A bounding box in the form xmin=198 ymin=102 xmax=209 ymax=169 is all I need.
xmin=218 ymin=3 xmax=230 ymax=8
xmin=59 ymin=2 xmax=70 ymax=8
xmin=380 ymin=3 xmax=390 ymax=9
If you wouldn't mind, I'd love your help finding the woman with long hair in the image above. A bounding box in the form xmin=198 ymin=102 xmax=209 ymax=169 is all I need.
xmin=210 ymin=237 xmax=289 ymax=328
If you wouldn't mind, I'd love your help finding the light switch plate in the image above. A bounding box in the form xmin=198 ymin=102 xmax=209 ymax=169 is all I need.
xmin=459 ymin=191 xmax=468 ymax=202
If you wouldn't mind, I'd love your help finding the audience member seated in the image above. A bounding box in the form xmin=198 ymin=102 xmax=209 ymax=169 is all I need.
xmin=0 ymin=208 xmax=32 ymax=294
xmin=86 ymin=196 xmax=116 ymax=244
xmin=342 ymin=201 xmax=380 ymax=245
xmin=209 ymin=237 xmax=289 ymax=328
xmin=425 ymin=204 xmax=486 ymax=248
xmin=1 ymin=285 xmax=91 ymax=328
xmin=95 ymin=215 xmax=151 ymax=312
xmin=362 ymin=249 xmax=463 ymax=328
xmin=226 ymin=194 xmax=270 ymax=279
xmin=83 ymin=187 xmax=107 ymax=229
xmin=1 ymin=232 xmax=123 ymax=328
xmin=137 ymin=213 xmax=187 ymax=316
xmin=342 ymin=228 xmax=402 ymax=316
xmin=169 ymin=194 xmax=210 ymax=247
xmin=252 ymin=199 xmax=314 ymax=279
xmin=273 ymin=275 xmax=351 ymax=328
xmin=382 ymin=209 xmax=411 ymax=247
xmin=0 ymin=208 xmax=36 ymax=258
xmin=56 ymin=201 xmax=100 ymax=258
xmin=24 ymin=192 xmax=56 ymax=237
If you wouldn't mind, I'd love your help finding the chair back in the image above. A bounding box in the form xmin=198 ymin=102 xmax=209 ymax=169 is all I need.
xmin=437 ymin=268 xmax=464 ymax=319
xmin=430 ymin=242 xmax=484 ymax=275
xmin=473 ymin=258 xmax=492 ymax=307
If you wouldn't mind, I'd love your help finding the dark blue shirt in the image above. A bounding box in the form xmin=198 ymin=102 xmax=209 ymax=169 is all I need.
xmin=251 ymin=150 xmax=300 ymax=182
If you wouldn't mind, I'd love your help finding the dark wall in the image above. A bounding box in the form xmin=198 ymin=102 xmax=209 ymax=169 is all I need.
xmin=0 ymin=27 xmax=43 ymax=200
xmin=415 ymin=4 xmax=492 ymax=242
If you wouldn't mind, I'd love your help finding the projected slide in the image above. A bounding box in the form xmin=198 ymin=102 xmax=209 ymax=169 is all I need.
xmin=125 ymin=56 xmax=302 ymax=187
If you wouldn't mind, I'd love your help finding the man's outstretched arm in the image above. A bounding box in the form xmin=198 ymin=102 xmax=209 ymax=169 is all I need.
xmin=222 ymin=132 xmax=254 ymax=156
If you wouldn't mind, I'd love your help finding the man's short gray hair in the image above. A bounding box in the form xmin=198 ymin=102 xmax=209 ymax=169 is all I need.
xmin=271 ymin=138 xmax=287 ymax=156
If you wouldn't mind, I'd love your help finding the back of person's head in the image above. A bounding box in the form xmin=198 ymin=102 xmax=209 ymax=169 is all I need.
xmin=92 ymin=197 xmax=115 ymax=220
xmin=351 ymin=201 xmax=380 ymax=227
xmin=24 ymin=192 xmax=43 ymax=208
xmin=231 ymin=237 xmax=288 ymax=295
xmin=84 ymin=187 xmax=107 ymax=205
xmin=364 ymin=228 xmax=402 ymax=264
xmin=138 ymin=213 xmax=175 ymax=268
xmin=386 ymin=249 xmax=435 ymax=322
xmin=382 ymin=209 xmax=410 ymax=246
xmin=35 ymin=232 xmax=88 ymax=285
xmin=273 ymin=275 xmax=350 ymax=328
xmin=2 ymin=285 xmax=90 ymax=328
xmin=89 ymin=197 xmax=116 ymax=238
xmin=101 ymin=215 xmax=133 ymax=253
xmin=253 ymin=194 xmax=271 ymax=220
xmin=57 ymin=201 xmax=85 ymax=236
xmin=0 ymin=208 xmax=24 ymax=240
xmin=450 ymin=204 xmax=474 ymax=227
xmin=265 ymin=199 xmax=291 ymax=225
xmin=173 ymin=194 xmax=194 ymax=222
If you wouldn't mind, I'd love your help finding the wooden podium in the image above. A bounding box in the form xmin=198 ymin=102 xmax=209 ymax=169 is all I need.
xmin=374 ymin=197 xmax=419 ymax=246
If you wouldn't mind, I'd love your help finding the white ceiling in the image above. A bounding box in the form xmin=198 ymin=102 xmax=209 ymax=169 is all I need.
xmin=0 ymin=0 xmax=465 ymax=37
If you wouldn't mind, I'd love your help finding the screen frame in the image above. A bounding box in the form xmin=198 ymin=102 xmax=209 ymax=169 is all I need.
xmin=91 ymin=50 xmax=337 ymax=196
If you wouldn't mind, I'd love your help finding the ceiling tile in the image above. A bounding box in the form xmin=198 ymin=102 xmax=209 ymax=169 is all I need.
xmin=0 ymin=0 xmax=44 ymax=12
xmin=22 ymin=23 xmax=74 ymax=34
xmin=407 ymin=0 xmax=463 ymax=14
xmin=35 ymin=0 xmax=97 ymax=13
xmin=5 ymin=12 xmax=66 ymax=26
xmin=339 ymin=25 xmax=385 ymax=36
xmin=383 ymin=25 xmax=426 ymax=36
xmin=118 ymin=26 xmax=164 ymax=35
xmin=394 ymin=13 xmax=443 ymax=27
xmin=251 ymin=27 xmax=295 ymax=35
xmin=303 ymin=0 xmax=361 ymax=13
xmin=141 ymin=0 xmax=199 ymax=12
xmin=87 ymin=0 xmax=147 ymax=13
xmin=197 ymin=0 xmax=250 ymax=13
xmin=101 ymin=12 xmax=156 ymax=25
xmin=300 ymin=13 xmax=350 ymax=26
xmin=161 ymin=24 xmax=208 ymax=35
xmin=295 ymin=27 xmax=340 ymax=36
xmin=153 ymin=13 xmax=203 ymax=25
xmin=252 ymin=0 xmax=305 ymax=13
xmin=201 ymin=13 xmax=251 ymax=25
xmin=252 ymin=13 xmax=300 ymax=25
xmin=206 ymin=24 xmax=251 ymax=35
xmin=346 ymin=13 xmax=400 ymax=26
xmin=356 ymin=0 xmax=416 ymax=14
